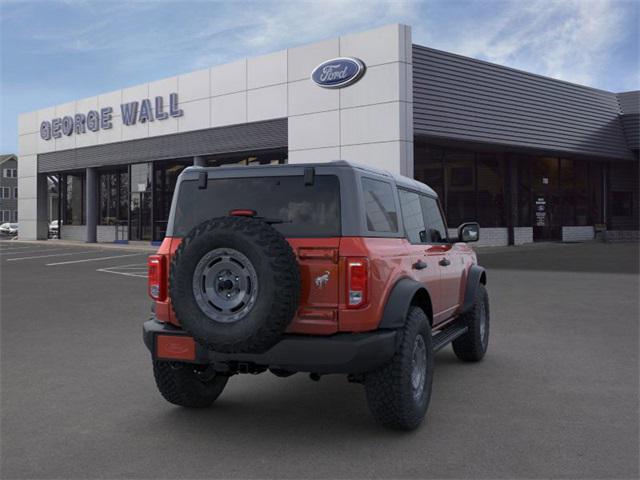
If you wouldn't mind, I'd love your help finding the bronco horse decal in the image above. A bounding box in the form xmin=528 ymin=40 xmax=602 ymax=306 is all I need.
xmin=314 ymin=271 xmax=330 ymax=289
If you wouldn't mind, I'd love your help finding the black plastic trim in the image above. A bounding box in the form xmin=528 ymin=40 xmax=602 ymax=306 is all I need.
xmin=143 ymin=319 xmax=397 ymax=374
xmin=378 ymin=278 xmax=431 ymax=329
xmin=461 ymin=265 xmax=487 ymax=313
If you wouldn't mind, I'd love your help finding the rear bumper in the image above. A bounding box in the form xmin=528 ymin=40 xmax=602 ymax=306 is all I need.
xmin=143 ymin=319 xmax=396 ymax=374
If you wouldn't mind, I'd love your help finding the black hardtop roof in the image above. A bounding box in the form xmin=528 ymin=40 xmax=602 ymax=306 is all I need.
xmin=183 ymin=160 xmax=438 ymax=197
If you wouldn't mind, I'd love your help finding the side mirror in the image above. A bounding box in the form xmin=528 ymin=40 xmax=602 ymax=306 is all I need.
xmin=458 ymin=222 xmax=480 ymax=243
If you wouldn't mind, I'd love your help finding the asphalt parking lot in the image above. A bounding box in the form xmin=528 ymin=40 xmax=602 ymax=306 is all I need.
xmin=1 ymin=240 xmax=638 ymax=479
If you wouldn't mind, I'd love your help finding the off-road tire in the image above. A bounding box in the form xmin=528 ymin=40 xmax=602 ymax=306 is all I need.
xmin=452 ymin=283 xmax=489 ymax=362
xmin=153 ymin=360 xmax=228 ymax=408
xmin=364 ymin=306 xmax=433 ymax=430
xmin=169 ymin=216 xmax=300 ymax=353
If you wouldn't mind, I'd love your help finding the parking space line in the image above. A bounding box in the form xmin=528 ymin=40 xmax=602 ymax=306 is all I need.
xmin=1 ymin=248 xmax=71 ymax=256
xmin=7 ymin=250 xmax=99 ymax=262
xmin=97 ymin=263 xmax=147 ymax=278
xmin=97 ymin=268 xmax=147 ymax=278
xmin=46 ymin=253 xmax=143 ymax=266
xmin=0 ymin=247 xmax=51 ymax=253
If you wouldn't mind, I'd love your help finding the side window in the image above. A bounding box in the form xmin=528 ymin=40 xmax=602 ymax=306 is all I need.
xmin=361 ymin=177 xmax=398 ymax=233
xmin=420 ymin=196 xmax=448 ymax=243
xmin=399 ymin=189 xmax=427 ymax=243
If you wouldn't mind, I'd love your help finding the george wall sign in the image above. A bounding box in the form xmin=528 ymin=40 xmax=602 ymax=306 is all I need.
xmin=311 ymin=57 xmax=366 ymax=89
xmin=40 ymin=93 xmax=184 ymax=141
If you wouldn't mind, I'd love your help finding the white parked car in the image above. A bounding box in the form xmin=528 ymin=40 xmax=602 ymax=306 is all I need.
xmin=0 ymin=223 xmax=18 ymax=236
xmin=49 ymin=220 xmax=60 ymax=238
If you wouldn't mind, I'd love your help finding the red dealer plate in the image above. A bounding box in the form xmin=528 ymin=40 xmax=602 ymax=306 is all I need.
xmin=156 ymin=335 xmax=196 ymax=361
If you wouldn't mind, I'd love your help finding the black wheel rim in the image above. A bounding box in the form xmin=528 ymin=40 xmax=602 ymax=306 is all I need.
xmin=192 ymin=247 xmax=259 ymax=323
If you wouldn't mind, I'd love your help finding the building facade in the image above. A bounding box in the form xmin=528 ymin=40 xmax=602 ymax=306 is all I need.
xmin=0 ymin=154 xmax=18 ymax=224
xmin=17 ymin=24 xmax=639 ymax=245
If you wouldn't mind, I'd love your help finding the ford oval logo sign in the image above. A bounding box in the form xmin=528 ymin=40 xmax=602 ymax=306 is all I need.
xmin=311 ymin=57 xmax=366 ymax=89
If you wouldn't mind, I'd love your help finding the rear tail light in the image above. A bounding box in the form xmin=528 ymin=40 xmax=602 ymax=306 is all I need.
xmin=148 ymin=255 xmax=167 ymax=301
xmin=346 ymin=257 xmax=369 ymax=308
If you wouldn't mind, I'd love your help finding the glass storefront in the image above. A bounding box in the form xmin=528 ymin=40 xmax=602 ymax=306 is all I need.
xmin=414 ymin=144 xmax=506 ymax=229
xmin=98 ymin=169 xmax=128 ymax=226
xmin=414 ymin=141 xmax=615 ymax=241
xmin=129 ymin=163 xmax=152 ymax=241
xmin=60 ymin=172 xmax=85 ymax=225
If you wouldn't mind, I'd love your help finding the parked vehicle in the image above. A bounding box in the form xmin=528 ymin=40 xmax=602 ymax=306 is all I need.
xmin=144 ymin=161 xmax=489 ymax=430
xmin=49 ymin=220 xmax=60 ymax=238
xmin=0 ymin=223 xmax=18 ymax=236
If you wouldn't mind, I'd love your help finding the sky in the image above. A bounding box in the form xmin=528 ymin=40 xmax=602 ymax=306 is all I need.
xmin=1 ymin=0 xmax=638 ymax=153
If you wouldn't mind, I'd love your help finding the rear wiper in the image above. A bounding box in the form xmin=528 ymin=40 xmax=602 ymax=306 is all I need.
xmin=255 ymin=217 xmax=291 ymax=225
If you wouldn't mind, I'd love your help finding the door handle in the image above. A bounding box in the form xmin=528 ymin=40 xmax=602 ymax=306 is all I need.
xmin=439 ymin=258 xmax=451 ymax=267
xmin=412 ymin=260 xmax=427 ymax=270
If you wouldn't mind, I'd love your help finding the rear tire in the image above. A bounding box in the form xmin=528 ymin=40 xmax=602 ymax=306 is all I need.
xmin=364 ymin=306 xmax=433 ymax=430
xmin=452 ymin=283 xmax=489 ymax=362
xmin=153 ymin=360 xmax=228 ymax=408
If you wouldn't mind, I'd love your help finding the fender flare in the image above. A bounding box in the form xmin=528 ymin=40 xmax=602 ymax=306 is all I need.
xmin=461 ymin=265 xmax=487 ymax=314
xmin=378 ymin=278 xmax=433 ymax=330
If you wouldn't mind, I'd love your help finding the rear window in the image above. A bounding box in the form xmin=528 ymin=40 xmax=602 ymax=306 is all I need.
xmin=172 ymin=175 xmax=341 ymax=237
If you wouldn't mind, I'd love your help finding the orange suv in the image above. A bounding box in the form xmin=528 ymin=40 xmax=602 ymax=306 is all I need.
xmin=143 ymin=161 xmax=489 ymax=430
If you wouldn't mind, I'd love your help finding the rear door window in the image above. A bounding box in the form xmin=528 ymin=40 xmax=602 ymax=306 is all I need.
xmin=361 ymin=177 xmax=398 ymax=233
xmin=173 ymin=175 xmax=341 ymax=237
xmin=398 ymin=189 xmax=427 ymax=243
xmin=420 ymin=196 xmax=448 ymax=243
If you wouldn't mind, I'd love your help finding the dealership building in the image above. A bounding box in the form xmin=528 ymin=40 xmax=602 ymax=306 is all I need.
xmin=17 ymin=24 xmax=639 ymax=245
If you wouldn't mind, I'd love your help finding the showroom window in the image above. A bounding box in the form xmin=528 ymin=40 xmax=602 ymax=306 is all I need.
xmin=98 ymin=170 xmax=128 ymax=225
xmin=414 ymin=143 xmax=506 ymax=228
xmin=444 ymin=150 xmax=476 ymax=227
xmin=477 ymin=154 xmax=506 ymax=227
xmin=61 ymin=173 xmax=85 ymax=225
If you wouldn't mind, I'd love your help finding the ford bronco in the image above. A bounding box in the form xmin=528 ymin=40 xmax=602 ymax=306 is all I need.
xmin=143 ymin=161 xmax=489 ymax=430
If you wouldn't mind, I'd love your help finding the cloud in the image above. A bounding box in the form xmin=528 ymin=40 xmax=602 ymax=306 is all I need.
xmin=414 ymin=0 xmax=637 ymax=89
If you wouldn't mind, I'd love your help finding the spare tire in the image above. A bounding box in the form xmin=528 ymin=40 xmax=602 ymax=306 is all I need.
xmin=169 ymin=216 xmax=300 ymax=353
